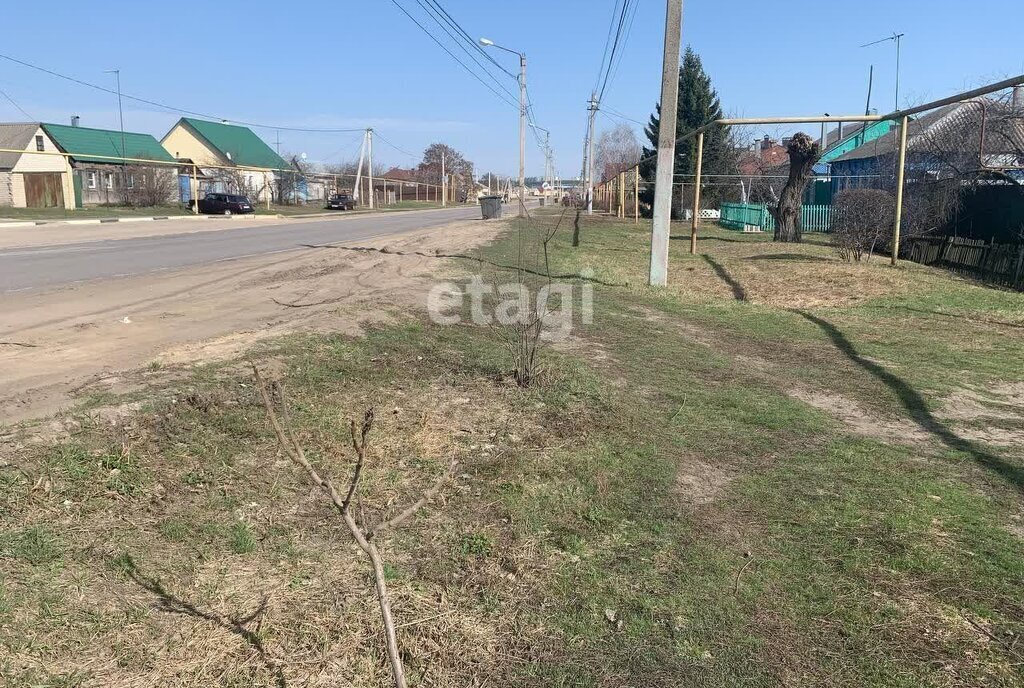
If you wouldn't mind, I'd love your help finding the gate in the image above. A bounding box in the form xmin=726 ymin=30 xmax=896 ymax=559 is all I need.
xmin=23 ymin=173 xmax=64 ymax=208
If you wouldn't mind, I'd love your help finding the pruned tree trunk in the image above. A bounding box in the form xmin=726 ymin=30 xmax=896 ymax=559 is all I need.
xmin=769 ymin=133 xmax=821 ymax=243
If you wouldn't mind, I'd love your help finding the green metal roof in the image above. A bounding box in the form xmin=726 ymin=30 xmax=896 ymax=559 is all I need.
xmin=178 ymin=117 xmax=289 ymax=170
xmin=42 ymin=123 xmax=176 ymax=164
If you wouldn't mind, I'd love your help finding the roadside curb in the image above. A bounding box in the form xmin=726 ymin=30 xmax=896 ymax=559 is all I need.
xmin=0 ymin=202 xmax=484 ymax=230
xmin=0 ymin=214 xmax=272 ymax=229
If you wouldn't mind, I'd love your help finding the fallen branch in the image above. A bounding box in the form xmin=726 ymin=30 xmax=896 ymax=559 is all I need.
xmin=733 ymin=554 xmax=754 ymax=596
xmin=252 ymin=363 xmax=457 ymax=688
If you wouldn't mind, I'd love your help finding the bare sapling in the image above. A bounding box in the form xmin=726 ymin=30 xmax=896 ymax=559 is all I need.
xmin=497 ymin=202 xmax=570 ymax=387
xmin=252 ymin=364 xmax=457 ymax=688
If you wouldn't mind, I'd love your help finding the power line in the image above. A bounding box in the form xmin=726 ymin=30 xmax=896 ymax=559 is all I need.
xmin=412 ymin=0 xmax=518 ymax=103
xmin=602 ymin=0 xmax=640 ymax=99
xmin=0 ymin=52 xmax=368 ymax=133
xmin=593 ymin=0 xmax=624 ymax=96
xmin=601 ymin=106 xmax=646 ymax=127
xmin=0 ymin=86 xmax=33 ymax=120
xmin=422 ymin=0 xmax=515 ymax=78
xmin=597 ymin=0 xmax=634 ymax=103
xmin=374 ymin=131 xmax=420 ymax=159
xmin=388 ymin=0 xmax=518 ymax=110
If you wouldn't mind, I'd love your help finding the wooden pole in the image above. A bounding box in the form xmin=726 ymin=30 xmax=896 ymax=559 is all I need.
xmin=191 ymin=164 xmax=199 ymax=214
xmin=618 ymin=172 xmax=625 ymax=217
xmin=634 ymin=169 xmax=639 ymax=224
xmin=690 ymin=131 xmax=705 ymax=255
xmin=891 ymin=115 xmax=909 ymax=266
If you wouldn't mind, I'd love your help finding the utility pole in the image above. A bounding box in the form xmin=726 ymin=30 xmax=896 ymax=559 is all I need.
xmin=367 ymin=128 xmax=374 ymax=209
xmin=441 ymin=151 xmax=446 ymax=207
xmin=648 ymin=0 xmax=683 ymax=287
xmin=586 ymin=92 xmax=598 ymax=214
xmin=518 ymin=53 xmax=527 ymax=215
xmin=353 ymin=131 xmax=366 ymax=204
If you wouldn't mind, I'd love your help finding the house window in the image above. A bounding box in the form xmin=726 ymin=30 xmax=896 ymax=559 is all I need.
xmin=86 ymin=171 xmax=97 ymax=189
xmin=35 ymin=135 xmax=44 ymax=152
xmin=126 ymin=173 xmax=135 ymax=189
xmin=105 ymin=173 xmax=113 ymax=189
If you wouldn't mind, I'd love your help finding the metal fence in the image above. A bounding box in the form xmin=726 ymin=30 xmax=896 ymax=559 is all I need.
xmin=719 ymin=202 xmax=833 ymax=232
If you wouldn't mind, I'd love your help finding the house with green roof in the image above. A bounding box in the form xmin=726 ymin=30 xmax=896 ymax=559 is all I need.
xmin=0 ymin=122 xmax=74 ymax=209
xmin=161 ymin=118 xmax=290 ymax=201
xmin=41 ymin=121 xmax=178 ymax=206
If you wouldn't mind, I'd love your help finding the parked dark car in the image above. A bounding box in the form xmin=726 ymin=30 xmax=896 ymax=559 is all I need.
xmin=326 ymin=193 xmax=355 ymax=210
xmin=192 ymin=193 xmax=254 ymax=215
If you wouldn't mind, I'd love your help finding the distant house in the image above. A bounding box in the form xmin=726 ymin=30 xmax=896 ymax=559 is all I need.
xmin=161 ymin=118 xmax=290 ymax=201
xmin=0 ymin=123 xmax=73 ymax=209
xmin=738 ymin=136 xmax=788 ymax=176
xmin=830 ymin=99 xmax=1024 ymax=193
xmin=382 ymin=167 xmax=417 ymax=182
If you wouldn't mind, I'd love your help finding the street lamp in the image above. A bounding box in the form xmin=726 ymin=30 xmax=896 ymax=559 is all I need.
xmin=479 ymin=37 xmax=526 ymax=216
xmin=104 ymin=69 xmax=128 ymax=201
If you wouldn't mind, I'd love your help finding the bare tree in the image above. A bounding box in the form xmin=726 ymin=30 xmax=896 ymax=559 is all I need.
xmin=417 ymin=143 xmax=475 ymax=200
xmin=769 ymin=133 xmax=821 ymax=243
xmin=595 ymin=123 xmax=641 ymax=183
xmin=121 ymin=164 xmax=178 ymax=207
xmin=252 ymin=365 xmax=457 ymax=688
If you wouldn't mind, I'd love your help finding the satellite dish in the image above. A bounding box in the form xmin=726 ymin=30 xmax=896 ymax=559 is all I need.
xmin=300 ymin=152 xmax=307 ymax=160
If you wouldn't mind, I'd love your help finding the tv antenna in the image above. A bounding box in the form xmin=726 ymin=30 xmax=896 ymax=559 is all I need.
xmin=861 ymin=32 xmax=904 ymax=111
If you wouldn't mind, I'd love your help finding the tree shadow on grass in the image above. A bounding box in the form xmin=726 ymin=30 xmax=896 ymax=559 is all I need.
xmin=120 ymin=555 xmax=286 ymax=687
xmin=795 ymin=310 xmax=1024 ymax=494
xmin=671 ymin=234 xmax=756 ymax=244
xmin=744 ymin=253 xmax=835 ymax=263
xmin=702 ymin=255 xmax=747 ymax=301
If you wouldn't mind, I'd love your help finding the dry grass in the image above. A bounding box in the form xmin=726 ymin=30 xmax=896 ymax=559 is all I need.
xmin=3 ymin=210 xmax=1024 ymax=687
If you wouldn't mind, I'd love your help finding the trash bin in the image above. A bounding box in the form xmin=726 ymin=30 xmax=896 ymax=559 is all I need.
xmin=539 ymin=197 xmax=547 ymax=207
xmin=480 ymin=195 xmax=503 ymax=220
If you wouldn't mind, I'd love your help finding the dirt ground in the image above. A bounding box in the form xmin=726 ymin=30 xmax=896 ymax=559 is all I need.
xmin=0 ymin=219 xmax=498 ymax=426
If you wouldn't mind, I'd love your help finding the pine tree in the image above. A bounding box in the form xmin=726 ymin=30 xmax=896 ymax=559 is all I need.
xmin=639 ymin=47 xmax=734 ymax=219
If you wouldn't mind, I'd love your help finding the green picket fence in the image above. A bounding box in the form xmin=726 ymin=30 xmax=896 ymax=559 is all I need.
xmin=719 ymin=202 xmax=833 ymax=232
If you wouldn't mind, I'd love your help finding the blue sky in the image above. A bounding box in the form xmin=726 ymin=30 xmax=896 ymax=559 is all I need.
xmin=1 ymin=0 xmax=1022 ymax=177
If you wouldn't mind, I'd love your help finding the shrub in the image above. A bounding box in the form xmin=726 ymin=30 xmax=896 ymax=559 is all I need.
xmin=831 ymin=189 xmax=896 ymax=262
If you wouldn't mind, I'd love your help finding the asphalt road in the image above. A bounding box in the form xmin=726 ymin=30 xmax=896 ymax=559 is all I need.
xmin=0 ymin=205 xmax=487 ymax=292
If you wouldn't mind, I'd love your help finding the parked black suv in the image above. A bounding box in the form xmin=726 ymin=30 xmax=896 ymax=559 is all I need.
xmin=193 ymin=193 xmax=254 ymax=215
xmin=326 ymin=194 xmax=355 ymax=210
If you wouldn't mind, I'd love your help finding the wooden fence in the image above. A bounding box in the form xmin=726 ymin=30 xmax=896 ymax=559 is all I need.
xmin=719 ymin=202 xmax=833 ymax=233
xmin=907 ymin=236 xmax=1024 ymax=290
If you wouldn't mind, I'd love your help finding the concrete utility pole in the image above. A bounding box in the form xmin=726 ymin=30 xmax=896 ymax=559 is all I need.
xmin=441 ymin=151 xmax=446 ymax=207
xmin=586 ymin=92 xmax=598 ymax=214
xmin=353 ymin=131 xmax=366 ymax=204
xmin=649 ymin=0 xmax=683 ymax=287
xmin=366 ymin=128 xmax=374 ymax=209
xmin=518 ymin=53 xmax=527 ymax=215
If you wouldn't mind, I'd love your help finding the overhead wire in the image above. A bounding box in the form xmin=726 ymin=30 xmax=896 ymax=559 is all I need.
xmin=0 ymin=85 xmax=33 ymax=120
xmin=388 ymin=0 xmax=518 ymax=110
xmin=422 ymin=0 xmax=516 ymax=78
xmin=602 ymin=0 xmax=640 ymax=99
xmin=0 ymin=52 xmax=369 ymax=133
xmin=374 ymin=131 xmax=420 ymax=159
xmin=596 ymin=0 xmax=634 ymax=104
xmin=412 ymin=0 xmax=519 ymax=103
